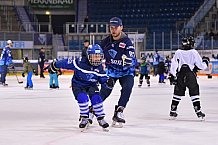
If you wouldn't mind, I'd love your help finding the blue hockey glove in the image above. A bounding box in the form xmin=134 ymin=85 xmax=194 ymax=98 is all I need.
xmin=168 ymin=74 xmax=177 ymax=85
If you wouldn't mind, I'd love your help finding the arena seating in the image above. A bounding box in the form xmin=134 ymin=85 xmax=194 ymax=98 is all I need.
xmin=87 ymin=0 xmax=204 ymax=49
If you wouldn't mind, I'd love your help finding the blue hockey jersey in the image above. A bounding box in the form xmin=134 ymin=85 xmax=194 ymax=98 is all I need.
xmin=100 ymin=32 xmax=137 ymax=78
xmin=55 ymin=57 xmax=108 ymax=87
xmin=0 ymin=46 xmax=13 ymax=66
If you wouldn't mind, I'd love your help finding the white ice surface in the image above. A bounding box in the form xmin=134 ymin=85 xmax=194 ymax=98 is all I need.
xmin=0 ymin=75 xmax=218 ymax=145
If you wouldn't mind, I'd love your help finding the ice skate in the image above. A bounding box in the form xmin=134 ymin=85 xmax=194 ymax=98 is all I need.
xmin=138 ymin=84 xmax=142 ymax=88
xmin=112 ymin=105 xmax=125 ymax=128
xmin=2 ymin=83 xmax=8 ymax=86
xmin=196 ymin=111 xmax=205 ymax=121
xmin=24 ymin=86 xmax=33 ymax=90
xmin=169 ymin=111 xmax=178 ymax=120
xmin=79 ymin=117 xmax=89 ymax=132
xmin=97 ymin=117 xmax=109 ymax=132
xmin=147 ymin=80 xmax=150 ymax=87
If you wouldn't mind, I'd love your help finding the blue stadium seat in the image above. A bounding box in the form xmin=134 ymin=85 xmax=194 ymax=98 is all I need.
xmin=87 ymin=0 xmax=204 ymax=49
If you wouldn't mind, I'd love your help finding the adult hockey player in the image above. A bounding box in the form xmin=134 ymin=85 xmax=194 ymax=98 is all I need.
xmin=51 ymin=44 xmax=111 ymax=131
xmin=99 ymin=17 xmax=137 ymax=127
xmin=0 ymin=40 xmax=13 ymax=86
xmin=169 ymin=36 xmax=209 ymax=120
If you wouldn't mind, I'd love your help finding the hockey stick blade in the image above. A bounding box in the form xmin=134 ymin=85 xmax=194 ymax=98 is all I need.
xmin=18 ymin=81 xmax=23 ymax=84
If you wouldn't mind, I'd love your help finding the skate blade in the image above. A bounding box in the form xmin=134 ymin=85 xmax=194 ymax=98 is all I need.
xmin=102 ymin=127 xmax=109 ymax=132
xmin=198 ymin=117 xmax=205 ymax=121
xmin=169 ymin=116 xmax=177 ymax=120
xmin=80 ymin=123 xmax=89 ymax=132
xmin=112 ymin=121 xmax=123 ymax=128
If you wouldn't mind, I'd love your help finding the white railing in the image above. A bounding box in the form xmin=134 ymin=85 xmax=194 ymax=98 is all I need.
xmin=65 ymin=22 xmax=109 ymax=34
xmin=184 ymin=0 xmax=216 ymax=33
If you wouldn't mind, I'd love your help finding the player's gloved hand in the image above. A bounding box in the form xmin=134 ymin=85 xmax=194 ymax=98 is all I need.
xmin=105 ymin=77 xmax=115 ymax=89
xmin=122 ymin=54 xmax=132 ymax=67
xmin=57 ymin=70 xmax=62 ymax=76
xmin=193 ymin=65 xmax=200 ymax=75
xmin=202 ymin=56 xmax=210 ymax=67
xmin=11 ymin=65 xmax=15 ymax=69
xmin=22 ymin=72 xmax=25 ymax=77
xmin=33 ymin=69 xmax=38 ymax=76
xmin=168 ymin=74 xmax=177 ymax=85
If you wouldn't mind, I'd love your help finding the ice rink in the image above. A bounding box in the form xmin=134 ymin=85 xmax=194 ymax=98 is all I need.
xmin=0 ymin=75 xmax=218 ymax=145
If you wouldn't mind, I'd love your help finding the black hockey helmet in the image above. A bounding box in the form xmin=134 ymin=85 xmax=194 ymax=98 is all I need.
xmin=181 ymin=36 xmax=195 ymax=49
xmin=23 ymin=57 xmax=29 ymax=62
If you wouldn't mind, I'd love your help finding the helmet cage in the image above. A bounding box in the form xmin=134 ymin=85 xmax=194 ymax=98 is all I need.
xmin=88 ymin=53 xmax=104 ymax=66
xmin=87 ymin=44 xmax=104 ymax=66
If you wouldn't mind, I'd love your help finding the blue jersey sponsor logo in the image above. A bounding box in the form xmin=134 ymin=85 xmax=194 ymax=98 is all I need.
xmin=108 ymin=49 xmax=117 ymax=58
xmin=110 ymin=59 xmax=122 ymax=65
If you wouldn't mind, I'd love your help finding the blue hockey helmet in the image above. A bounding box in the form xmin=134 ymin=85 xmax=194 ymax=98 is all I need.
xmin=86 ymin=44 xmax=104 ymax=66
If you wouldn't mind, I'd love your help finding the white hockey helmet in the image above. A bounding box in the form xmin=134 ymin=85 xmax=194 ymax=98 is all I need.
xmin=7 ymin=40 xmax=13 ymax=44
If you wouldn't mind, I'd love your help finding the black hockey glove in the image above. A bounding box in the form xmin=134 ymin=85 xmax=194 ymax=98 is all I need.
xmin=57 ymin=69 xmax=62 ymax=76
xmin=168 ymin=74 xmax=177 ymax=85
xmin=8 ymin=64 xmax=15 ymax=70
xmin=202 ymin=56 xmax=210 ymax=67
xmin=33 ymin=69 xmax=38 ymax=76
xmin=22 ymin=72 xmax=25 ymax=77
xmin=193 ymin=65 xmax=200 ymax=75
xmin=105 ymin=77 xmax=115 ymax=89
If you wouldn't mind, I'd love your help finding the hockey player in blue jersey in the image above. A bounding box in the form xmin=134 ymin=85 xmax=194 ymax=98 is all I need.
xmin=99 ymin=17 xmax=137 ymax=127
xmin=51 ymin=44 xmax=110 ymax=131
xmin=0 ymin=40 xmax=13 ymax=86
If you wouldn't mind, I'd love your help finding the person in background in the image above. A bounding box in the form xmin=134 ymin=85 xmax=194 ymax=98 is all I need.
xmin=138 ymin=57 xmax=151 ymax=87
xmin=38 ymin=47 xmax=45 ymax=78
xmin=157 ymin=57 xmax=166 ymax=83
xmin=0 ymin=40 xmax=13 ymax=86
xmin=153 ymin=50 xmax=160 ymax=76
xmin=43 ymin=59 xmax=62 ymax=89
xmin=81 ymin=40 xmax=90 ymax=58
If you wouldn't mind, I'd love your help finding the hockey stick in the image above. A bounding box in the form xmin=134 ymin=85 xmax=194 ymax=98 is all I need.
xmin=11 ymin=68 xmax=23 ymax=84
xmin=15 ymin=73 xmax=23 ymax=84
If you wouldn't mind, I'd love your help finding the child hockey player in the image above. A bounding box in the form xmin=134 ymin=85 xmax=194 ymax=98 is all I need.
xmin=169 ymin=36 xmax=209 ymax=120
xmin=157 ymin=57 xmax=166 ymax=83
xmin=138 ymin=57 xmax=150 ymax=87
xmin=51 ymin=44 xmax=111 ymax=131
xmin=44 ymin=59 xmax=62 ymax=89
xmin=22 ymin=57 xmax=35 ymax=90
